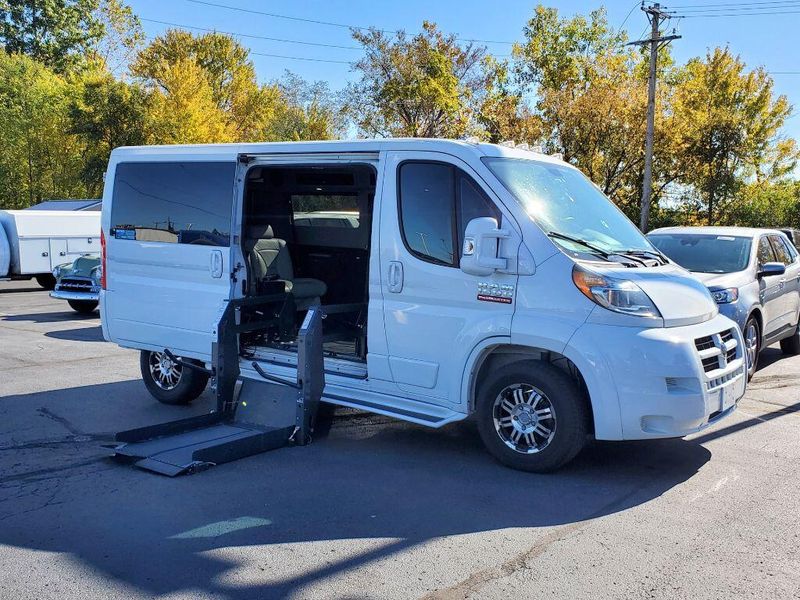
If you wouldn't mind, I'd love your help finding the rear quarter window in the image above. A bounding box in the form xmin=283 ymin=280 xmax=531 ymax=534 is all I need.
xmin=110 ymin=162 xmax=235 ymax=246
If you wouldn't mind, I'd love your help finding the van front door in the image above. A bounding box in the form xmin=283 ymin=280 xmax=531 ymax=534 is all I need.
xmin=379 ymin=151 xmax=519 ymax=407
xmin=104 ymin=160 xmax=236 ymax=361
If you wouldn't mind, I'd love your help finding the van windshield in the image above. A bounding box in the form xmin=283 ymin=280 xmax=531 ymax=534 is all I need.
xmin=483 ymin=157 xmax=654 ymax=256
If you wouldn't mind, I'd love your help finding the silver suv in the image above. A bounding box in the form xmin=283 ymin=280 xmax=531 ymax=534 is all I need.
xmin=648 ymin=227 xmax=800 ymax=379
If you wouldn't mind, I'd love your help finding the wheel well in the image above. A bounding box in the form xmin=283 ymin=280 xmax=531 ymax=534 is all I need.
xmin=470 ymin=345 xmax=594 ymax=434
xmin=748 ymin=309 xmax=763 ymax=338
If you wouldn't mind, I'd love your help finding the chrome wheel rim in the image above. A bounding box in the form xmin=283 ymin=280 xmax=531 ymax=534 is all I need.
xmin=493 ymin=383 xmax=556 ymax=454
xmin=149 ymin=352 xmax=182 ymax=390
xmin=745 ymin=322 xmax=758 ymax=377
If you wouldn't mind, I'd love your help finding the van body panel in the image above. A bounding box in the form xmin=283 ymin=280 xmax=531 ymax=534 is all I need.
xmin=379 ymin=150 xmax=520 ymax=407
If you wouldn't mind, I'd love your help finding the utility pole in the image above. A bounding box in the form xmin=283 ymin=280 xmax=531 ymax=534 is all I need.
xmin=629 ymin=3 xmax=680 ymax=232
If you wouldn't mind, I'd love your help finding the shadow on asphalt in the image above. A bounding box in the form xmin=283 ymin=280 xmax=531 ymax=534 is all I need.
xmin=45 ymin=326 xmax=104 ymax=342
xmin=0 ymin=380 xmax=717 ymax=599
xmin=2 ymin=310 xmax=98 ymax=323
xmin=0 ymin=285 xmax=43 ymax=294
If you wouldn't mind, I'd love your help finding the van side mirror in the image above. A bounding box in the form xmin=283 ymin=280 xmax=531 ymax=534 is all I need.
xmin=758 ymin=262 xmax=786 ymax=278
xmin=460 ymin=217 xmax=510 ymax=276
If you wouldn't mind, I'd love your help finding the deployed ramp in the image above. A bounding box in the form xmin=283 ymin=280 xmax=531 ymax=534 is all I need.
xmin=112 ymin=299 xmax=324 ymax=476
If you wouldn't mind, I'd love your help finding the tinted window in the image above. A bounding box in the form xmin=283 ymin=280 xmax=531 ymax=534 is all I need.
xmin=758 ymin=237 xmax=776 ymax=265
xmin=111 ymin=162 xmax=235 ymax=246
xmin=459 ymin=176 xmax=500 ymax=238
xmin=399 ymin=163 xmax=456 ymax=265
xmin=769 ymin=235 xmax=793 ymax=265
xmin=291 ymin=194 xmax=360 ymax=229
xmin=649 ymin=234 xmax=752 ymax=274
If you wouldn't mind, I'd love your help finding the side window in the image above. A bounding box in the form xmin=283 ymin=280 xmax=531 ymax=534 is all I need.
xmin=758 ymin=237 xmax=776 ymax=265
xmin=398 ymin=162 xmax=456 ymax=266
xmin=771 ymin=235 xmax=795 ymax=264
xmin=111 ymin=162 xmax=235 ymax=246
xmin=398 ymin=161 xmax=502 ymax=267
xmin=458 ymin=174 xmax=501 ymax=243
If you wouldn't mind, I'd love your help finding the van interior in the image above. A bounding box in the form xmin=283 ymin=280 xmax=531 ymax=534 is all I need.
xmin=241 ymin=163 xmax=377 ymax=363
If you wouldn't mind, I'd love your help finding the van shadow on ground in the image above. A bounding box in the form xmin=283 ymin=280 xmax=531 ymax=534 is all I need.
xmin=2 ymin=310 xmax=98 ymax=324
xmin=0 ymin=380 xmax=712 ymax=599
xmin=44 ymin=325 xmax=104 ymax=342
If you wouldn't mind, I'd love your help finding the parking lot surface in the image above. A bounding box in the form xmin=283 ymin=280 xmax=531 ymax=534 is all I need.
xmin=0 ymin=280 xmax=798 ymax=599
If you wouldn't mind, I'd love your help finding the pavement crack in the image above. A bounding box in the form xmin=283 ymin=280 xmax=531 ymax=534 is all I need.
xmin=36 ymin=407 xmax=84 ymax=436
xmin=0 ymin=433 xmax=114 ymax=452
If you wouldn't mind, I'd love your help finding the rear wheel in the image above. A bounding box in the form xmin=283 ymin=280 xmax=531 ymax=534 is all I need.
xmin=744 ymin=316 xmax=761 ymax=380
xmin=476 ymin=360 xmax=589 ymax=473
xmin=780 ymin=324 xmax=800 ymax=355
xmin=35 ymin=274 xmax=56 ymax=290
xmin=67 ymin=300 xmax=98 ymax=314
xmin=139 ymin=350 xmax=208 ymax=405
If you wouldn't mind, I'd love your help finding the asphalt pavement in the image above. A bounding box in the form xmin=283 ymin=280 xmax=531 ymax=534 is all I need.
xmin=0 ymin=280 xmax=798 ymax=599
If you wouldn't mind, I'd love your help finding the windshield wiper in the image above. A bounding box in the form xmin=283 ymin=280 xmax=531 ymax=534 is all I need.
xmin=618 ymin=248 xmax=669 ymax=265
xmin=547 ymin=231 xmax=612 ymax=259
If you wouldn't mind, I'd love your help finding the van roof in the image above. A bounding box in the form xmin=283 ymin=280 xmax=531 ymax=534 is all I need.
xmin=109 ymin=138 xmax=569 ymax=166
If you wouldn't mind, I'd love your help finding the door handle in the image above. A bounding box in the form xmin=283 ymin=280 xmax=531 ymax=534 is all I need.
xmin=387 ymin=261 xmax=404 ymax=293
xmin=209 ymin=250 xmax=223 ymax=279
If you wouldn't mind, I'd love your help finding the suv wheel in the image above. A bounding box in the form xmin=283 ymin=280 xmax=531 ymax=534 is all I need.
xmin=780 ymin=324 xmax=800 ymax=355
xmin=744 ymin=316 xmax=761 ymax=380
xmin=35 ymin=274 xmax=56 ymax=290
xmin=140 ymin=350 xmax=209 ymax=405
xmin=476 ymin=360 xmax=589 ymax=473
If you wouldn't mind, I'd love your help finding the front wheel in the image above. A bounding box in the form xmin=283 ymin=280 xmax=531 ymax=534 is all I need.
xmin=744 ymin=316 xmax=761 ymax=380
xmin=35 ymin=274 xmax=56 ymax=290
xmin=68 ymin=300 xmax=98 ymax=314
xmin=476 ymin=361 xmax=589 ymax=473
xmin=139 ymin=350 xmax=209 ymax=405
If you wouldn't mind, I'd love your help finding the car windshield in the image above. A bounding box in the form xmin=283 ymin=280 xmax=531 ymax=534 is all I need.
xmin=648 ymin=233 xmax=751 ymax=273
xmin=483 ymin=157 xmax=654 ymax=256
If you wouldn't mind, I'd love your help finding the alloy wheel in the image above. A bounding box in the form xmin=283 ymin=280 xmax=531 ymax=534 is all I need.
xmin=492 ymin=383 xmax=557 ymax=454
xmin=148 ymin=351 xmax=182 ymax=390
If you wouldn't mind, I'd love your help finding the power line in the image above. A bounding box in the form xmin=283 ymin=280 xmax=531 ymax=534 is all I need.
xmin=668 ymin=0 xmax=800 ymax=7
xmin=140 ymin=18 xmax=361 ymax=50
xmin=183 ymin=0 xmax=516 ymax=46
xmin=672 ymin=9 xmax=800 ymax=17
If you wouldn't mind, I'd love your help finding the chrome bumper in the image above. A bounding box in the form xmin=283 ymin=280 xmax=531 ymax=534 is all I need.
xmin=50 ymin=290 xmax=100 ymax=301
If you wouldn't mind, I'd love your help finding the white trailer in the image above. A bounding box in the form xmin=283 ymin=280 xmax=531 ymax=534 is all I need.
xmin=0 ymin=210 xmax=101 ymax=288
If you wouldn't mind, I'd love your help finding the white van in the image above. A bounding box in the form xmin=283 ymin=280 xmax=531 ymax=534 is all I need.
xmin=100 ymin=139 xmax=746 ymax=472
xmin=0 ymin=209 xmax=101 ymax=288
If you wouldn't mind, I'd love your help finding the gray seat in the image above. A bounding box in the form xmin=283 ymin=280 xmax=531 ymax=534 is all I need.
xmin=247 ymin=225 xmax=327 ymax=309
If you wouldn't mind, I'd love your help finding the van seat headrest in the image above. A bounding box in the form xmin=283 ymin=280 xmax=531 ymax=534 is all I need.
xmin=247 ymin=224 xmax=275 ymax=240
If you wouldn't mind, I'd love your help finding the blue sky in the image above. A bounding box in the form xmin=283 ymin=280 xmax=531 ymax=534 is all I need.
xmin=127 ymin=0 xmax=799 ymax=142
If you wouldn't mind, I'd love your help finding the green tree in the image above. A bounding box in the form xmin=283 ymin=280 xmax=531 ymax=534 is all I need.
xmin=266 ymin=72 xmax=340 ymax=141
xmin=69 ymin=72 xmax=148 ymax=191
xmin=670 ymin=47 xmax=796 ymax=225
xmin=0 ymin=52 xmax=87 ymax=208
xmin=132 ymin=30 xmax=276 ymax=141
xmin=0 ymin=0 xmax=104 ymax=72
xmin=346 ymin=21 xmax=490 ymax=138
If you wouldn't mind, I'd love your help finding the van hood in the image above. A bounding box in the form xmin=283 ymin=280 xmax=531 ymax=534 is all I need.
xmin=593 ymin=262 xmax=718 ymax=327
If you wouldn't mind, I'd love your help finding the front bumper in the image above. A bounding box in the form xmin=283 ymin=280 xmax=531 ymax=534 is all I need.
xmin=568 ymin=313 xmax=746 ymax=440
xmin=50 ymin=290 xmax=100 ymax=301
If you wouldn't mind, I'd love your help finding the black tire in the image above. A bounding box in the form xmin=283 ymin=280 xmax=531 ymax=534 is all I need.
xmin=68 ymin=300 xmax=98 ymax=314
xmin=476 ymin=360 xmax=589 ymax=473
xmin=780 ymin=324 xmax=800 ymax=355
xmin=35 ymin=274 xmax=56 ymax=290
xmin=139 ymin=350 xmax=209 ymax=405
xmin=743 ymin=316 xmax=761 ymax=380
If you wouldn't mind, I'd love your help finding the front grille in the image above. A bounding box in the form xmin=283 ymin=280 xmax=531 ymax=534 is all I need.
xmin=57 ymin=277 xmax=96 ymax=293
xmin=695 ymin=336 xmax=715 ymax=352
xmin=694 ymin=328 xmax=739 ymax=373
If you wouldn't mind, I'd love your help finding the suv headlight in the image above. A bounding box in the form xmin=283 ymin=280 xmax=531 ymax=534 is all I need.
xmin=572 ymin=264 xmax=661 ymax=318
xmin=710 ymin=287 xmax=738 ymax=304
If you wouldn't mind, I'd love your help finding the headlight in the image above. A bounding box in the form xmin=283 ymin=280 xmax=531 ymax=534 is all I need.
xmin=52 ymin=266 xmax=62 ymax=278
xmin=92 ymin=266 xmax=102 ymax=284
xmin=710 ymin=287 xmax=738 ymax=304
xmin=572 ymin=264 xmax=661 ymax=318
